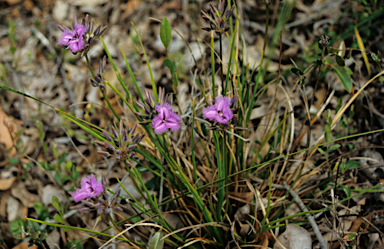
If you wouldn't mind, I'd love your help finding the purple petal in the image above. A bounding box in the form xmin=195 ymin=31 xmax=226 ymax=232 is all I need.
xmin=155 ymin=103 xmax=172 ymax=119
xmin=81 ymin=175 xmax=91 ymax=188
xmin=88 ymin=175 xmax=103 ymax=197
xmin=58 ymin=30 xmax=73 ymax=45
xmin=215 ymin=96 xmax=231 ymax=112
xmin=79 ymin=174 xmax=103 ymax=198
xmin=222 ymin=108 xmax=233 ymax=121
xmin=68 ymin=37 xmax=85 ymax=53
xmin=167 ymin=112 xmax=181 ymax=124
xmin=72 ymin=188 xmax=91 ymax=202
xmin=152 ymin=115 xmax=164 ymax=129
xmin=154 ymin=123 xmax=169 ymax=134
xmin=203 ymin=105 xmax=219 ymax=120
xmin=162 ymin=102 xmax=173 ymax=112
xmin=165 ymin=122 xmax=180 ymax=131
xmin=74 ymin=23 xmax=87 ymax=36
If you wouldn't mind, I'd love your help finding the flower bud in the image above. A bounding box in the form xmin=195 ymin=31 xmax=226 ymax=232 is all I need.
xmin=134 ymin=100 xmax=145 ymax=110
xmin=90 ymin=79 xmax=99 ymax=87
xmin=82 ymin=200 xmax=94 ymax=207
xmin=111 ymin=126 xmax=119 ymax=139
xmin=139 ymin=121 xmax=151 ymax=125
xmin=79 ymin=207 xmax=90 ymax=213
xmin=130 ymin=123 xmax=137 ymax=136
xmin=105 ymin=142 xmax=115 ymax=151
xmin=128 ymin=144 xmax=137 ymax=151
xmin=230 ymin=95 xmax=238 ymax=108
xmin=102 ymin=130 xmax=113 ymax=142
xmin=115 ymin=206 xmax=123 ymax=212
xmin=113 ymin=189 xmax=121 ymax=199
xmin=98 ymin=151 xmax=110 ymax=157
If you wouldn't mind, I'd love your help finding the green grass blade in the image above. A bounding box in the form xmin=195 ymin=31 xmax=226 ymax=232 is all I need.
xmin=120 ymin=44 xmax=144 ymax=102
xmin=27 ymin=218 xmax=132 ymax=242
xmin=100 ymin=37 xmax=132 ymax=102
xmin=0 ymin=84 xmax=54 ymax=108
xmin=131 ymin=22 xmax=158 ymax=102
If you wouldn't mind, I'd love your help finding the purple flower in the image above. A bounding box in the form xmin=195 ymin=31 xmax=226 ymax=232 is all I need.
xmin=72 ymin=174 xmax=103 ymax=202
xmin=152 ymin=103 xmax=181 ymax=134
xmin=58 ymin=23 xmax=87 ymax=53
xmin=203 ymin=96 xmax=233 ymax=124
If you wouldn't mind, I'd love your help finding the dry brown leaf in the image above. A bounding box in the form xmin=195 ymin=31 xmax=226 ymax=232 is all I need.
xmin=12 ymin=242 xmax=38 ymax=249
xmin=229 ymin=191 xmax=254 ymax=203
xmin=314 ymin=85 xmax=327 ymax=109
xmin=0 ymin=106 xmax=16 ymax=157
xmin=4 ymin=0 xmax=22 ymax=5
xmin=0 ymin=192 xmax=10 ymax=217
xmin=349 ymin=215 xmax=371 ymax=233
xmin=197 ymin=166 xmax=214 ymax=183
xmin=11 ymin=182 xmax=39 ymax=206
xmin=0 ymin=177 xmax=16 ymax=190
xmin=122 ymin=0 xmax=143 ymax=19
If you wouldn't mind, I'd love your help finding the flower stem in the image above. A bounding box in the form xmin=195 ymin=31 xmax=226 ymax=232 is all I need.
xmin=219 ymin=33 xmax=224 ymax=94
xmin=85 ymin=53 xmax=95 ymax=78
xmin=107 ymin=213 xmax=121 ymax=233
xmin=211 ymin=31 xmax=216 ymax=98
xmin=85 ymin=53 xmax=120 ymax=121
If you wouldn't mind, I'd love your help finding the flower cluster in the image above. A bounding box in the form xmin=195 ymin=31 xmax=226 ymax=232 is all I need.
xmin=58 ymin=15 xmax=106 ymax=55
xmin=71 ymin=174 xmax=103 ymax=202
xmin=71 ymin=175 xmax=122 ymax=218
xmin=201 ymin=0 xmax=234 ymax=34
xmin=203 ymin=95 xmax=240 ymax=129
xmin=135 ymin=87 xmax=181 ymax=135
xmin=97 ymin=121 xmax=145 ymax=161
xmin=203 ymin=96 xmax=233 ymax=124
xmin=90 ymin=55 xmax=107 ymax=89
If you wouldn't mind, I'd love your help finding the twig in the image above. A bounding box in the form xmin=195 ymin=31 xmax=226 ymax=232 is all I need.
xmin=283 ymin=182 xmax=327 ymax=249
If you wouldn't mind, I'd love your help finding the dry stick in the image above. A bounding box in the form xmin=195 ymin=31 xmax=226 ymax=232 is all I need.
xmin=283 ymin=182 xmax=327 ymax=249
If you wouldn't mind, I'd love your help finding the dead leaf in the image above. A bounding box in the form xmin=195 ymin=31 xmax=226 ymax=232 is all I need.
xmin=41 ymin=185 xmax=66 ymax=206
xmin=197 ymin=166 xmax=214 ymax=183
xmin=348 ymin=215 xmax=370 ymax=233
xmin=274 ymin=224 xmax=312 ymax=249
xmin=46 ymin=229 xmax=61 ymax=249
xmin=0 ymin=177 xmax=16 ymax=190
xmin=0 ymin=106 xmax=16 ymax=157
xmin=4 ymin=0 xmax=22 ymax=5
xmin=11 ymin=182 xmax=39 ymax=206
xmin=122 ymin=0 xmax=143 ymax=18
xmin=0 ymin=192 xmax=10 ymax=217
xmin=12 ymin=242 xmax=38 ymax=249
xmin=7 ymin=196 xmax=20 ymax=222
xmin=229 ymin=191 xmax=254 ymax=203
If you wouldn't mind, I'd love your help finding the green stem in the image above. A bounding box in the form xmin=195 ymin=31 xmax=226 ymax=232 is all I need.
xmin=84 ymin=54 xmax=120 ymax=121
xmin=107 ymin=213 xmax=122 ymax=233
xmin=85 ymin=54 xmax=95 ymax=78
xmin=219 ymin=33 xmax=224 ymax=94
